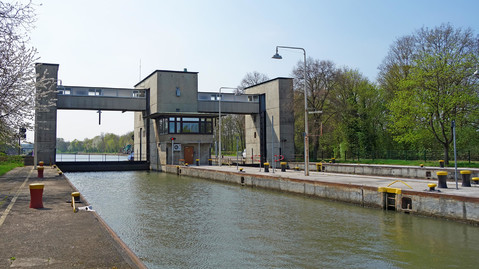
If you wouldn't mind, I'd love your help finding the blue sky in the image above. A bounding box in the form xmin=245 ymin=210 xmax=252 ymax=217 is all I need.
xmin=27 ymin=0 xmax=479 ymax=141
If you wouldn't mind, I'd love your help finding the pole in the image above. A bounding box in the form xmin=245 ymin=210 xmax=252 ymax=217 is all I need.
xmin=219 ymin=89 xmax=222 ymax=167
xmin=272 ymin=116 xmax=275 ymax=173
xmin=453 ymin=120 xmax=458 ymax=189
xmin=303 ymin=50 xmax=309 ymax=176
xmin=171 ymin=138 xmax=174 ymax=165
xmin=273 ymin=46 xmax=309 ymax=176
xmin=236 ymin=136 xmax=239 ymax=170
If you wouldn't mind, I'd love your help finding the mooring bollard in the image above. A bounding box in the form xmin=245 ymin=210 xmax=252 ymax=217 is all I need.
xmin=264 ymin=162 xmax=270 ymax=172
xmin=37 ymin=166 xmax=44 ymax=178
xmin=29 ymin=183 xmax=44 ymax=209
xmin=316 ymin=163 xmax=322 ymax=172
xmin=39 ymin=161 xmax=44 ymax=167
xmin=208 ymin=159 xmax=212 ymax=166
xmin=71 ymin=192 xmax=81 ymax=203
xmin=439 ymin=160 xmax=444 ymax=168
xmin=472 ymin=177 xmax=479 ymax=185
xmin=196 ymin=159 xmax=199 ymax=166
xmin=437 ymin=171 xmax=448 ymax=188
xmin=331 ymin=158 xmax=335 ymax=163
xmin=460 ymin=170 xmax=471 ymax=187
xmin=428 ymin=183 xmax=437 ymax=191
xmin=280 ymin=162 xmax=287 ymax=172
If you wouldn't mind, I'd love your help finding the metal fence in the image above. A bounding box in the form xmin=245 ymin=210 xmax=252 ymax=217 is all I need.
xmin=304 ymin=149 xmax=479 ymax=163
xmin=56 ymin=153 xmax=129 ymax=162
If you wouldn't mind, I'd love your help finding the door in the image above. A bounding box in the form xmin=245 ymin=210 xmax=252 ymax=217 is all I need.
xmin=184 ymin=146 xmax=194 ymax=165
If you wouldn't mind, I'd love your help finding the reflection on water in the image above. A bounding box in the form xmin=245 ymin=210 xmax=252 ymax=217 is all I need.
xmin=67 ymin=171 xmax=479 ymax=269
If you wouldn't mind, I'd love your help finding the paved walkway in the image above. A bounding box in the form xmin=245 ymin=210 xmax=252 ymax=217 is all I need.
xmin=0 ymin=166 xmax=145 ymax=268
xmin=196 ymin=165 xmax=479 ymax=198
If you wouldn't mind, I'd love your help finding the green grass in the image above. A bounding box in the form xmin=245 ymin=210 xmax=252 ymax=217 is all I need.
xmin=319 ymin=158 xmax=479 ymax=168
xmin=0 ymin=155 xmax=24 ymax=176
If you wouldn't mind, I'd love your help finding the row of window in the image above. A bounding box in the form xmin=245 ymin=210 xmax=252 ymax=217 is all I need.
xmin=158 ymin=117 xmax=214 ymax=134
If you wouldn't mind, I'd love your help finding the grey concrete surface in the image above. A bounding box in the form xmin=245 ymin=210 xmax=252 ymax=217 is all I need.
xmin=168 ymin=164 xmax=479 ymax=224
xmin=0 ymin=166 xmax=145 ymax=269
xmin=191 ymin=165 xmax=479 ymax=198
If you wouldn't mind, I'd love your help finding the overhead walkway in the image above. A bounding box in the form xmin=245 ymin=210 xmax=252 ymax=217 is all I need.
xmin=56 ymin=85 xmax=147 ymax=111
xmin=57 ymin=87 xmax=260 ymax=114
xmin=197 ymin=92 xmax=260 ymax=114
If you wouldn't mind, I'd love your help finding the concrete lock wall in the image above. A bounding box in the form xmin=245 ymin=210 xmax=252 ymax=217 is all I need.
xmin=166 ymin=166 xmax=479 ymax=224
xmin=34 ymin=63 xmax=59 ymax=166
xmin=244 ymin=78 xmax=294 ymax=164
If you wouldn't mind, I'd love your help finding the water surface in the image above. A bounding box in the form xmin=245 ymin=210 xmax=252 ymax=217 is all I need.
xmin=67 ymin=171 xmax=479 ymax=268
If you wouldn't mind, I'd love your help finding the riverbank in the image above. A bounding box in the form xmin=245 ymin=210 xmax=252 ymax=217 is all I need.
xmin=0 ymin=166 xmax=145 ymax=268
xmin=166 ymin=164 xmax=479 ymax=225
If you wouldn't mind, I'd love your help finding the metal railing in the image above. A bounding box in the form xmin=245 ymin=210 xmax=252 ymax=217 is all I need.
xmin=56 ymin=153 xmax=129 ymax=162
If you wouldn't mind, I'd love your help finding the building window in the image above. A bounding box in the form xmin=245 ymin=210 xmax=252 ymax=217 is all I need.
xmin=160 ymin=116 xmax=213 ymax=134
xmin=176 ymin=87 xmax=181 ymax=97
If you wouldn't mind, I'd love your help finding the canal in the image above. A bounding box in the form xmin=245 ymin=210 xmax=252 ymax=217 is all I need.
xmin=66 ymin=171 xmax=479 ymax=269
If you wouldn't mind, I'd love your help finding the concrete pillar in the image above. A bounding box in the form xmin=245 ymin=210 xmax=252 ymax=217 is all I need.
xmin=34 ymin=63 xmax=59 ymax=166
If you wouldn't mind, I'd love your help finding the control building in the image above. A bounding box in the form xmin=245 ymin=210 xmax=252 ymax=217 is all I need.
xmin=34 ymin=63 xmax=295 ymax=170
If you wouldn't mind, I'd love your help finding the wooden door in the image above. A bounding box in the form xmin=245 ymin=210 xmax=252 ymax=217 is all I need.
xmin=184 ymin=146 xmax=194 ymax=165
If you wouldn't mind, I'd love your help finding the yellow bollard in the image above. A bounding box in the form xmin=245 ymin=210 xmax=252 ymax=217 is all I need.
xmin=437 ymin=171 xmax=448 ymax=188
xmin=264 ymin=162 xmax=270 ymax=172
xmin=316 ymin=163 xmax=322 ymax=172
xmin=460 ymin=170 xmax=472 ymax=187
xmin=280 ymin=162 xmax=287 ymax=172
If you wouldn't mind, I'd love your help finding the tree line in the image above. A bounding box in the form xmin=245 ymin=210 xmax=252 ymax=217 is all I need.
xmin=56 ymin=132 xmax=133 ymax=154
xmin=220 ymin=24 xmax=479 ymax=164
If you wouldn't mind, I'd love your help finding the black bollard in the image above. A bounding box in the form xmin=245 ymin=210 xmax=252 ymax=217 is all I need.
xmin=281 ymin=162 xmax=286 ymax=172
xmin=437 ymin=171 xmax=448 ymax=188
xmin=264 ymin=162 xmax=270 ymax=172
xmin=460 ymin=170 xmax=471 ymax=187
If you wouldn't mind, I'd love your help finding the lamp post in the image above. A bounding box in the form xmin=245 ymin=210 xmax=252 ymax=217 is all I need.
xmin=272 ymin=46 xmax=309 ymax=176
xmin=218 ymin=87 xmax=238 ymax=166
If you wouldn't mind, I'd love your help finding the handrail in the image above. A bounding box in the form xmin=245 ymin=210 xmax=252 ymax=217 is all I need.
xmin=56 ymin=153 xmax=129 ymax=162
xmin=387 ymin=180 xmax=413 ymax=189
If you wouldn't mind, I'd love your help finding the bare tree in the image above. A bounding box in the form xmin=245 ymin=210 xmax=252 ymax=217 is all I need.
xmin=292 ymin=58 xmax=339 ymax=159
xmin=240 ymin=71 xmax=270 ymax=89
xmin=0 ymin=1 xmax=51 ymax=147
xmin=216 ymin=72 xmax=270 ymax=152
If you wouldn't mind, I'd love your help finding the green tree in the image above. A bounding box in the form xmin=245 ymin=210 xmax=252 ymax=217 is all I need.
xmin=56 ymin=138 xmax=69 ymax=153
xmin=330 ymin=68 xmax=386 ymax=159
xmin=384 ymin=24 xmax=479 ymax=164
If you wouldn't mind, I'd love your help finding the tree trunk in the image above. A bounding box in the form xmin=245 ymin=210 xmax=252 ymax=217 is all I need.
xmin=312 ymin=137 xmax=319 ymax=162
xmin=443 ymin=142 xmax=449 ymax=165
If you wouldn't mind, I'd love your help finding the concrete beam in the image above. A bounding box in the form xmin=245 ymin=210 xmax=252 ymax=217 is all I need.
xmin=57 ymin=95 xmax=146 ymax=111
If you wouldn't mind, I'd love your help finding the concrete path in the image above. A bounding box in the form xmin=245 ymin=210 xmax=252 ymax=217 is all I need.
xmin=196 ymin=165 xmax=479 ymax=198
xmin=0 ymin=166 xmax=145 ymax=268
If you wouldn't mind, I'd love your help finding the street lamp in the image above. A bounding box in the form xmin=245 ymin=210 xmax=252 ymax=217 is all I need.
xmin=272 ymin=46 xmax=309 ymax=176
xmin=218 ymin=87 xmax=238 ymax=166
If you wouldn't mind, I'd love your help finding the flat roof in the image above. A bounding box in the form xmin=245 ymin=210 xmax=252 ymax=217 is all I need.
xmin=135 ymin=69 xmax=199 ymax=87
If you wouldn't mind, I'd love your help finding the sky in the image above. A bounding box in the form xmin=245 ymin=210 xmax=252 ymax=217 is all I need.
xmin=25 ymin=0 xmax=479 ymax=142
